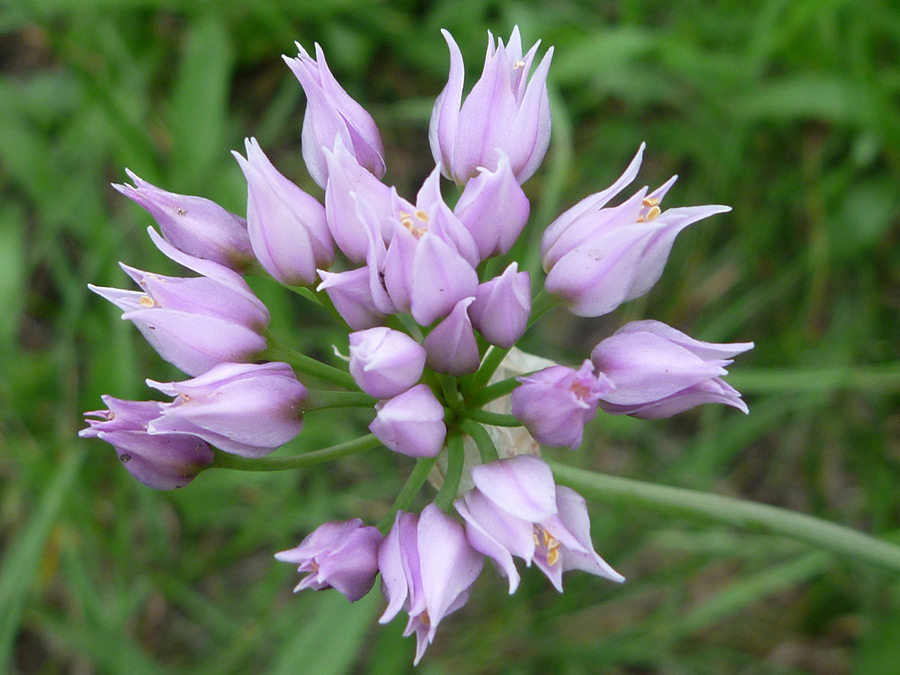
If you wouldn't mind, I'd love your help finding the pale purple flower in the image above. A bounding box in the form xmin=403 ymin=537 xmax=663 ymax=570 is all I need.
xmin=284 ymin=42 xmax=385 ymax=188
xmin=113 ymin=170 xmax=253 ymax=271
xmin=378 ymin=505 xmax=483 ymax=665
xmin=430 ymin=27 xmax=553 ymax=185
xmin=349 ymin=327 xmax=426 ymax=399
xmin=540 ymin=144 xmax=730 ymax=317
xmin=455 ymin=455 xmax=623 ymax=593
xmin=317 ymin=267 xmax=385 ymax=330
xmin=591 ymin=320 xmax=753 ymax=418
xmin=233 ymin=138 xmax=333 ymax=287
xmin=88 ymin=229 xmax=269 ymax=376
xmin=275 ymin=519 xmax=382 ymax=602
xmin=510 ymin=360 xmax=612 ymax=449
xmin=80 ymin=396 xmax=213 ymax=490
xmin=369 ymin=384 xmax=446 ymax=458
xmin=147 ymin=361 xmax=306 ymax=457
xmin=453 ymin=152 xmax=531 ymax=260
xmin=468 ymin=263 xmax=531 ymax=348
xmin=381 ymin=174 xmax=480 ymax=325
xmin=422 ymin=297 xmax=480 ymax=376
xmin=323 ymin=138 xmax=396 ymax=262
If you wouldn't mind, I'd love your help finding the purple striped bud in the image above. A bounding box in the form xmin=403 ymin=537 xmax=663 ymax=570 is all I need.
xmin=80 ymin=396 xmax=213 ymax=490
xmin=453 ymin=152 xmax=530 ymax=260
xmin=469 ymin=263 xmax=531 ymax=348
xmin=275 ymin=519 xmax=382 ymax=602
xmin=369 ymin=384 xmax=446 ymax=458
xmin=378 ymin=505 xmax=483 ymax=665
xmin=89 ymin=229 xmax=269 ymax=376
xmin=349 ymin=327 xmax=426 ymax=399
xmin=590 ymin=320 xmax=753 ymax=418
xmin=430 ymin=27 xmax=553 ymax=185
xmin=510 ymin=360 xmax=612 ymax=449
xmin=284 ymin=42 xmax=385 ymax=188
xmin=147 ymin=361 xmax=307 ymax=458
xmin=455 ymin=455 xmax=623 ymax=593
xmin=422 ymin=297 xmax=480 ymax=376
xmin=233 ymin=138 xmax=333 ymax=287
xmin=541 ymin=145 xmax=730 ymax=317
xmin=113 ymin=170 xmax=253 ymax=271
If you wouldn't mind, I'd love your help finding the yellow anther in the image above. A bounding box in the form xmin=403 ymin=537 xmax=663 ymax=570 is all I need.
xmin=513 ymin=59 xmax=526 ymax=70
xmin=414 ymin=209 xmax=430 ymax=222
xmin=138 ymin=295 xmax=156 ymax=308
xmin=641 ymin=197 xmax=660 ymax=208
xmin=645 ymin=205 xmax=662 ymax=221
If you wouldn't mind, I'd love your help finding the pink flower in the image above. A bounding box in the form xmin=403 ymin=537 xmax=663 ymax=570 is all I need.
xmin=455 ymin=455 xmax=623 ymax=592
xmin=511 ymin=361 xmax=612 ymax=449
xmin=378 ymin=505 xmax=483 ymax=664
xmin=369 ymin=385 xmax=446 ymax=458
xmin=275 ymin=519 xmax=382 ymax=602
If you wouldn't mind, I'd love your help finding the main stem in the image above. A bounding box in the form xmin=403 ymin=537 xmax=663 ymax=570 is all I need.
xmin=549 ymin=461 xmax=900 ymax=574
xmin=211 ymin=434 xmax=382 ymax=472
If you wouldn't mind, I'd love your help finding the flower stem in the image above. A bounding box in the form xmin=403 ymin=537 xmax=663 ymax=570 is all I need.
xmin=435 ymin=434 xmax=465 ymax=511
xmin=262 ymin=335 xmax=357 ymax=389
xmin=461 ymin=419 xmax=499 ymax=463
xmin=466 ymin=375 xmax=522 ymax=408
xmin=377 ymin=456 xmax=438 ymax=533
xmin=304 ymin=390 xmax=375 ymax=411
xmin=464 ymin=345 xmax=511 ymax=395
xmin=528 ymin=289 xmax=558 ymax=328
xmin=465 ymin=409 xmax=522 ymax=427
xmin=211 ymin=434 xmax=382 ymax=472
xmin=548 ymin=460 xmax=900 ymax=574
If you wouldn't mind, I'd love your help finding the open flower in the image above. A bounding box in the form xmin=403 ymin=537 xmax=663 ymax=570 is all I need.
xmin=378 ymin=505 xmax=483 ymax=664
xmin=591 ymin=320 xmax=753 ymax=418
xmin=455 ymin=455 xmax=624 ymax=593
xmin=275 ymin=519 xmax=382 ymax=602
xmin=89 ymin=229 xmax=269 ymax=376
xmin=80 ymin=396 xmax=213 ymax=490
xmin=430 ymin=26 xmax=553 ymax=185
xmin=511 ymin=361 xmax=612 ymax=449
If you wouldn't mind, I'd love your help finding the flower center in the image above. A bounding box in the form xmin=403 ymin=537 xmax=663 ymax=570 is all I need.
xmin=534 ymin=527 xmax=562 ymax=566
xmin=637 ymin=197 xmax=661 ymax=223
xmin=399 ymin=210 xmax=430 ymax=239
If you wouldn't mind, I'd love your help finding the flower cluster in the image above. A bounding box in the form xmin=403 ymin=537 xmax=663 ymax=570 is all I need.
xmin=81 ymin=26 xmax=752 ymax=663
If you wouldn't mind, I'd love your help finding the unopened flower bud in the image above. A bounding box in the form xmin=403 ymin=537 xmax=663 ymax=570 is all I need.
xmin=468 ymin=263 xmax=531 ymax=348
xmin=369 ymin=384 xmax=446 ymax=458
xmin=349 ymin=327 xmax=426 ymax=399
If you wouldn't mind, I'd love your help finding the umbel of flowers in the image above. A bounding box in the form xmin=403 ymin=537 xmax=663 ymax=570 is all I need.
xmin=81 ymin=26 xmax=752 ymax=664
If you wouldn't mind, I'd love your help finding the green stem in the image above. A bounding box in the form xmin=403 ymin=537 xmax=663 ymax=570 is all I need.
xmin=466 ymin=375 xmax=522 ymax=408
xmin=528 ymin=289 xmax=558 ymax=328
xmin=548 ymin=461 xmax=900 ymax=574
xmin=377 ymin=456 xmax=438 ymax=533
xmin=262 ymin=335 xmax=356 ymax=389
xmin=465 ymin=346 xmax=511 ymax=395
xmin=461 ymin=419 xmax=499 ymax=463
xmin=304 ymin=390 xmax=375 ymax=411
xmin=465 ymin=409 xmax=522 ymax=427
xmin=435 ymin=435 xmax=464 ymax=511
xmin=211 ymin=434 xmax=382 ymax=472
xmin=439 ymin=375 xmax=462 ymax=411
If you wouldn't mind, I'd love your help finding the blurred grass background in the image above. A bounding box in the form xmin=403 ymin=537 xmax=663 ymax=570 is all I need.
xmin=2 ymin=0 xmax=899 ymax=672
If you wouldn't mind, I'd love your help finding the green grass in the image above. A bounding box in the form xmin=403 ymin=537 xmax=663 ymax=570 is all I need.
xmin=2 ymin=0 xmax=900 ymax=672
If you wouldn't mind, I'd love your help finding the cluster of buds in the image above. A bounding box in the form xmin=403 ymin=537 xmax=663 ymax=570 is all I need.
xmin=81 ymin=26 xmax=752 ymax=663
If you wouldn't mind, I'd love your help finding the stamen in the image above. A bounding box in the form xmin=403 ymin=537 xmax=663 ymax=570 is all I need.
xmin=139 ymin=295 xmax=156 ymax=308
xmin=645 ymin=205 xmax=661 ymax=221
xmin=642 ymin=197 xmax=660 ymax=207
xmin=513 ymin=59 xmax=526 ymax=70
xmin=414 ymin=209 xmax=430 ymax=222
